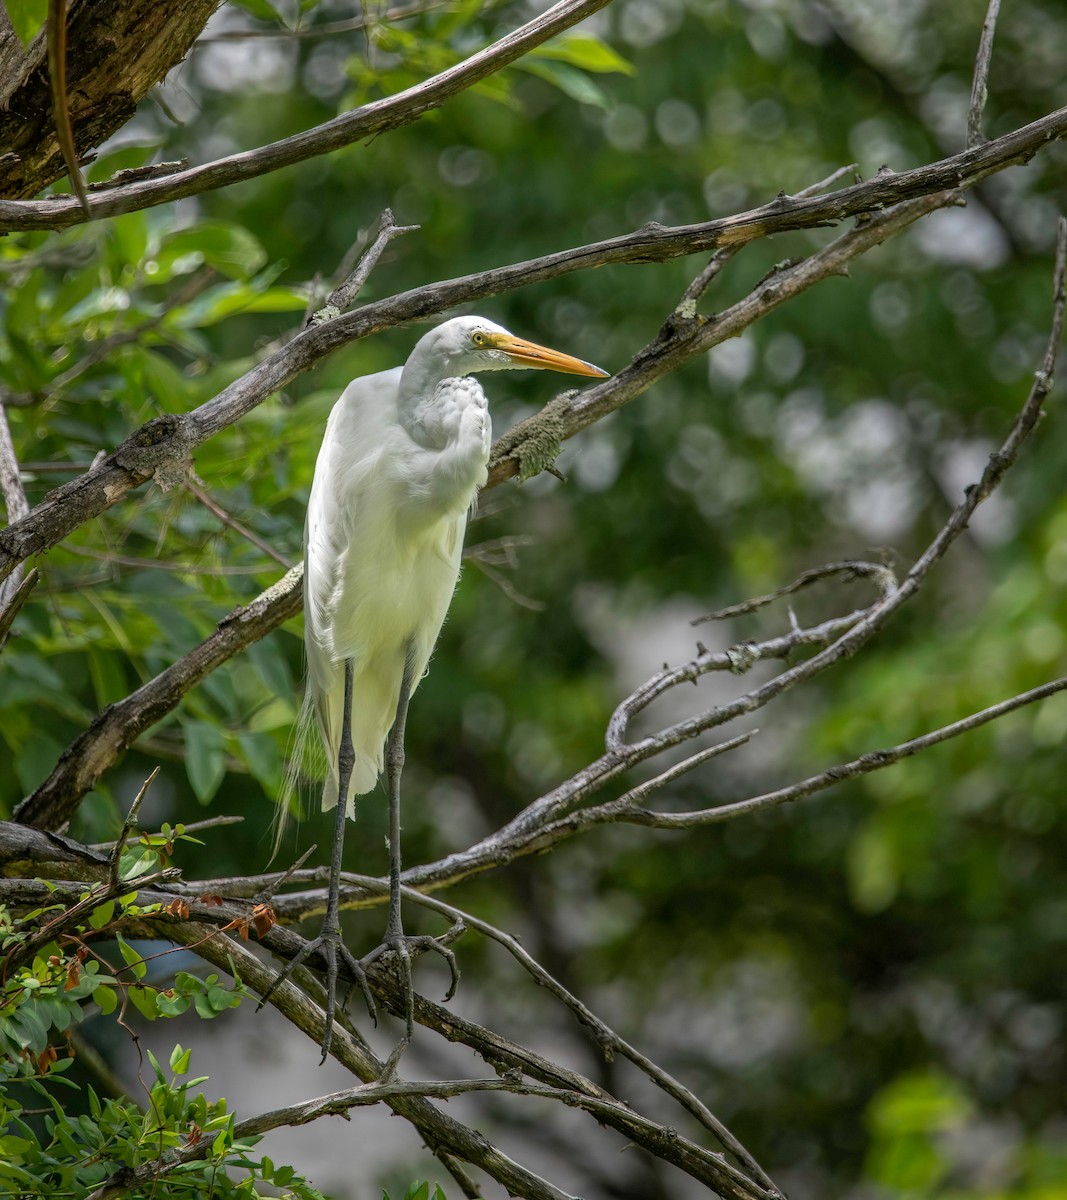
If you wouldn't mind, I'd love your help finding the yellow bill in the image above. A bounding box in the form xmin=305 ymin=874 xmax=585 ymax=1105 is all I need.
xmin=488 ymin=333 xmax=609 ymax=378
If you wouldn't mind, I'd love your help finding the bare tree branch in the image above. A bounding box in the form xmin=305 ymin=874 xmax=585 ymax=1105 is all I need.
xmin=0 ymin=186 xmax=955 ymax=590
xmin=379 ymin=882 xmax=780 ymax=1194
xmin=10 ymin=190 xmax=951 ymax=830
xmin=307 ymin=208 xmax=421 ymax=327
xmin=0 ymin=95 xmax=1059 ymax=584
xmin=0 ymin=0 xmax=613 ymax=230
xmin=0 ymin=397 xmax=31 ymax=620
xmin=967 ymin=0 xmax=1002 ymax=149
xmin=185 ymin=473 xmax=293 ymax=569
xmin=0 ymin=566 xmax=39 ymax=647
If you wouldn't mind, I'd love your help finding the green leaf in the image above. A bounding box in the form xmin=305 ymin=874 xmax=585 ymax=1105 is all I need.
xmin=116 ymin=935 xmax=148 ymax=981
xmin=532 ymin=34 xmax=635 ymax=75
xmin=518 ymin=60 xmax=610 ymax=109
xmin=9 ymin=1003 xmax=47 ymax=1051
xmin=154 ymin=222 xmax=268 ymax=281
xmin=89 ymin=901 xmax=115 ymax=931
xmin=154 ymin=989 xmax=190 ymax=1017
xmin=3 ymin=0 xmax=47 ymax=47
xmin=229 ymin=0 xmax=285 ymax=21
xmin=868 ymin=1070 xmax=972 ymax=1137
xmin=236 ymin=730 xmax=282 ymax=791
xmin=94 ymin=984 xmax=117 ymax=1016
xmin=847 ymin=821 xmax=899 ymax=914
xmin=183 ymin=719 xmax=227 ymax=805
xmin=169 ymin=1044 xmax=191 ymax=1074
xmin=171 ymin=283 xmax=309 ymax=329
xmin=129 ymin=986 xmax=159 ymax=1021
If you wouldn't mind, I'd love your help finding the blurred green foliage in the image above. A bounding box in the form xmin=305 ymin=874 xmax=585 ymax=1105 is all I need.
xmin=2 ymin=0 xmax=1067 ymax=1196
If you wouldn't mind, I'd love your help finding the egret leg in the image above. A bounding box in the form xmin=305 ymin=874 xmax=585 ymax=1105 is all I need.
xmin=259 ymin=658 xmax=375 ymax=1063
xmin=360 ymin=641 xmax=460 ymax=1041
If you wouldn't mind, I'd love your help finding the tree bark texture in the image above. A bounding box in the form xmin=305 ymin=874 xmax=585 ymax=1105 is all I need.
xmin=0 ymin=0 xmax=221 ymax=199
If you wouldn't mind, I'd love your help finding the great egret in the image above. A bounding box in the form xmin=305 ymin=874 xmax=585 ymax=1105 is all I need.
xmin=265 ymin=315 xmax=608 ymax=1058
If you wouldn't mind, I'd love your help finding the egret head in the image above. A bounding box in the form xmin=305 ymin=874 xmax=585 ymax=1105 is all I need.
xmin=410 ymin=316 xmax=609 ymax=382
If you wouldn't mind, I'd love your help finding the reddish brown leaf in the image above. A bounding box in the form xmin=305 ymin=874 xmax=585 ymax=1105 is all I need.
xmin=250 ymin=903 xmax=276 ymax=939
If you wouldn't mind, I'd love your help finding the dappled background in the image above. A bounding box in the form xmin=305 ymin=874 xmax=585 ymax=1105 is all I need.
xmin=2 ymin=0 xmax=1067 ymax=1196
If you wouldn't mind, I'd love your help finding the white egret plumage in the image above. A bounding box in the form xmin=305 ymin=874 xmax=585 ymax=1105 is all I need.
xmin=264 ymin=315 xmax=608 ymax=1058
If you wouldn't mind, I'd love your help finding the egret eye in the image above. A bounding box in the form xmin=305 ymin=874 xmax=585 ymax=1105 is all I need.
xmin=471 ymin=331 xmax=487 ymax=347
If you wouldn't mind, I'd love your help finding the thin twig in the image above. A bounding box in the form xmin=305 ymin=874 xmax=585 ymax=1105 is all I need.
xmin=186 ymin=472 xmax=293 ymax=569
xmin=792 ymin=162 xmax=860 ymax=198
xmin=256 ymin=845 xmax=317 ymax=904
xmin=692 ymin=559 xmax=896 ymax=624
xmin=306 ymin=208 xmax=420 ymax=327
xmin=0 ymin=397 xmax=31 ymax=618
xmin=198 ymin=0 xmax=448 ymax=41
xmin=621 ymin=673 xmax=1067 ymax=829
xmin=59 ymin=543 xmax=274 ymax=576
xmin=90 ymin=814 xmax=243 ymax=852
xmin=386 ymin=881 xmax=780 ymax=1193
xmin=198 ymin=0 xmax=444 ymax=41
xmin=0 ymin=567 xmax=39 ymax=648
xmin=108 ymin=768 xmax=160 ymax=884
xmin=967 ymin=0 xmax=1003 ymax=149
xmin=465 ymin=537 xmax=545 ymax=610
xmin=676 ymin=244 xmax=742 ymax=316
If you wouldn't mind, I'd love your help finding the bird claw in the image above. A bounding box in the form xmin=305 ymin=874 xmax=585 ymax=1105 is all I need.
xmin=360 ymin=930 xmax=462 ymax=1038
xmin=258 ymin=925 xmax=376 ymax=1064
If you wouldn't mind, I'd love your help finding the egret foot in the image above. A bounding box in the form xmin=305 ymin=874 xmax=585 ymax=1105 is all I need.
xmin=361 ymin=927 xmax=462 ymax=1038
xmin=258 ymin=920 xmax=376 ymax=1063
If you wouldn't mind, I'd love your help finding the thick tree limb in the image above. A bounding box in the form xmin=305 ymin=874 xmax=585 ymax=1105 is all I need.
xmin=0 ymin=819 xmax=110 ymax=880
xmin=0 ymin=0 xmax=611 ymax=226
xmin=0 ymin=0 xmax=222 ymax=200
